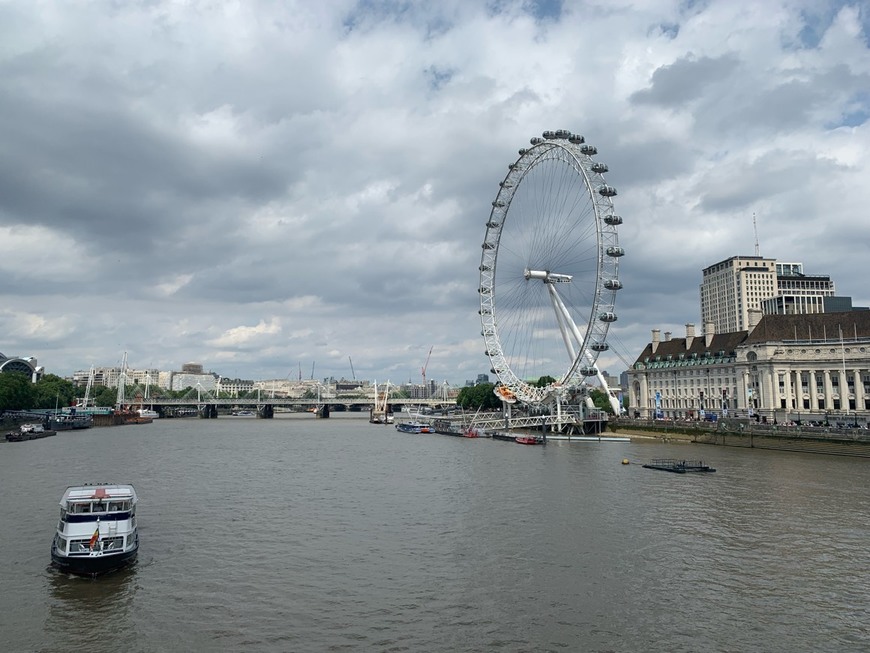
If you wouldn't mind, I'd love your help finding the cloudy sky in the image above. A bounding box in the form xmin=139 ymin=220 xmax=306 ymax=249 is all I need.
xmin=2 ymin=0 xmax=869 ymax=387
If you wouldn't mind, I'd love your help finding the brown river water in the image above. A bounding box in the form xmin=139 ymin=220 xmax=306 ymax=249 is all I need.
xmin=0 ymin=413 xmax=867 ymax=652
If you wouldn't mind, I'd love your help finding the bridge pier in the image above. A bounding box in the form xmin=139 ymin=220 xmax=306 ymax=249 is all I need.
xmin=258 ymin=405 xmax=274 ymax=419
xmin=199 ymin=404 xmax=218 ymax=419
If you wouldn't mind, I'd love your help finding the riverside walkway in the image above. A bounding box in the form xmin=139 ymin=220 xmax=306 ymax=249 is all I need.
xmin=611 ymin=418 xmax=870 ymax=457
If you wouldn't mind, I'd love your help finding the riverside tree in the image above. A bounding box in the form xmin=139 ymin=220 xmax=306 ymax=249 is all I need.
xmin=0 ymin=372 xmax=36 ymax=411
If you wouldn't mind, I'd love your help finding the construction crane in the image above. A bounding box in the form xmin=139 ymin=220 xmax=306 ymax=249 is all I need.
xmin=348 ymin=356 xmax=356 ymax=380
xmin=421 ymin=346 xmax=433 ymax=397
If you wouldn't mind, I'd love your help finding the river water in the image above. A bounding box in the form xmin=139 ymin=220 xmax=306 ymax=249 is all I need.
xmin=1 ymin=414 xmax=867 ymax=652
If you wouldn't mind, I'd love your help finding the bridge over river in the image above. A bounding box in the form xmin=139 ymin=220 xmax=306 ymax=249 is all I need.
xmin=143 ymin=396 xmax=444 ymax=409
xmin=134 ymin=396 xmax=449 ymax=419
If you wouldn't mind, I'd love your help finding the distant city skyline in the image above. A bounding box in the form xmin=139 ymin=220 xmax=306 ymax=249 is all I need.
xmin=2 ymin=2 xmax=869 ymax=385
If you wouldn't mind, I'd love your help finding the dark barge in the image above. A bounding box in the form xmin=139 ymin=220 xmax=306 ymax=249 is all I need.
xmin=490 ymin=431 xmax=517 ymax=442
xmin=642 ymin=459 xmax=716 ymax=473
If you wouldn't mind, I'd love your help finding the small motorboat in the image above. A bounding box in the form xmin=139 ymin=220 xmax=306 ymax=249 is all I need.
xmin=395 ymin=421 xmax=434 ymax=433
xmin=515 ymin=435 xmax=544 ymax=445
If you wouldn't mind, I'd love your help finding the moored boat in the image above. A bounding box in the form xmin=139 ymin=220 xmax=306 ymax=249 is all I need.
xmin=116 ymin=409 xmax=152 ymax=424
xmin=395 ymin=421 xmax=433 ymax=433
xmin=6 ymin=423 xmax=57 ymax=442
xmin=137 ymin=408 xmax=160 ymax=419
xmin=51 ymin=483 xmax=139 ymax=576
xmin=515 ymin=434 xmax=544 ymax=445
xmin=49 ymin=413 xmax=93 ymax=431
xmin=463 ymin=426 xmax=485 ymax=438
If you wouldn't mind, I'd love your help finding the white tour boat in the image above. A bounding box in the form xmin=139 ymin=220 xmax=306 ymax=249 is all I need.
xmin=51 ymin=483 xmax=139 ymax=575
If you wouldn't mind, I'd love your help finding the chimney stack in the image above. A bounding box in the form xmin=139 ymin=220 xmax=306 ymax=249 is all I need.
xmin=747 ymin=308 xmax=762 ymax=332
xmin=664 ymin=331 xmax=672 ymax=342
xmin=704 ymin=321 xmax=715 ymax=347
xmin=685 ymin=323 xmax=695 ymax=349
xmin=651 ymin=329 xmax=660 ymax=353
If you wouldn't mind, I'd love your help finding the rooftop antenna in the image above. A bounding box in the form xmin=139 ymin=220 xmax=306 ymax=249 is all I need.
xmin=753 ymin=212 xmax=760 ymax=256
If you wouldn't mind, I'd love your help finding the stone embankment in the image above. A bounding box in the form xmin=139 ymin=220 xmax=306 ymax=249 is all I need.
xmin=611 ymin=419 xmax=870 ymax=458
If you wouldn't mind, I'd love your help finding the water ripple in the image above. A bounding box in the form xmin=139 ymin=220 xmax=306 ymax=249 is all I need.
xmin=0 ymin=418 xmax=867 ymax=651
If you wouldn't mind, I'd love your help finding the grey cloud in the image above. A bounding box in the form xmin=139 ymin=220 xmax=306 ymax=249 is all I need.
xmin=630 ymin=54 xmax=740 ymax=107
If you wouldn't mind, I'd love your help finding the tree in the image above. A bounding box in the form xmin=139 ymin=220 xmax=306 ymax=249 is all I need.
xmin=589 ymin=388 xmax=614 ymax=415
xmin=533 ymin=375 xmax=557 ymax=387
xmin=32 ymin=374 xmax=77 ymax=410
xmin=93 ymin=385 xmax=118 ymax=407
xmin=456 ymin=383 xmax=501 ymax=410
xmin=0 ymin=372 xmax=37 ymax=411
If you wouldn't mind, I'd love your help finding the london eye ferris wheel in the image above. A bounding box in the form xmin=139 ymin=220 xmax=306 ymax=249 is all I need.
xmin=478 ymin=130 xmax=624 ymax=406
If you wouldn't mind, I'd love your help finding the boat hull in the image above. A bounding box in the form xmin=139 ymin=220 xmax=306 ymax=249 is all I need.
xmin=52 ymin=483 xmax=139 ymax=576
xmin=395 ymin=421 xmax=433 ymax=433
xmin=51 ymin=541 xmax=138 ymax=576
xmin=6 ymin=428 xmax=57 ymax=442
xmin=49 ymin=415 xmax=93 ymax=431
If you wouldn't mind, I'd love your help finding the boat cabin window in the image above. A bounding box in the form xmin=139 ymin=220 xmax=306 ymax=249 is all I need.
xmin=108 ymin=501 xmax=124 ymax=512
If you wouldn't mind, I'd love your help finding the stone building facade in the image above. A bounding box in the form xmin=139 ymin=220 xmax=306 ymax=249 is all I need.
xmin=627 ymin=312 xmax=870 ymax=422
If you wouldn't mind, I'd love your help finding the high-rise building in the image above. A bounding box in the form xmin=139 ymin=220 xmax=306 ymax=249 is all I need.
xmin=700 ymin=256 xmax=777 ymax=333
xmin=701 ymin=256 xmax=841 ymax=333
xmin=761 ymin=265 xmax=836 ymax=316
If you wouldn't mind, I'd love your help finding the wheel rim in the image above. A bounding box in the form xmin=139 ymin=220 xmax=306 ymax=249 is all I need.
xmin=479 ymin=131 xmax=622 ymax=404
